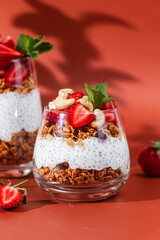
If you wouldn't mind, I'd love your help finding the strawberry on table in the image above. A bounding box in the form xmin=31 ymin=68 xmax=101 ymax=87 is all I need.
xmin=0 ymin=179 xmax=28 ymax=210
xmin=137 ymin=141 xmax=160 ymax=177
xmin=69 ymin=102 xmax=94 ymax=128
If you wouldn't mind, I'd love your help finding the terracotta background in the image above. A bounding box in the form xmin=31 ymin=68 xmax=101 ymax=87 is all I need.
xmin=1 ymin=1 xmax=160 ymax=239
xmin=1 ymin=0 xmax=160 ymax=166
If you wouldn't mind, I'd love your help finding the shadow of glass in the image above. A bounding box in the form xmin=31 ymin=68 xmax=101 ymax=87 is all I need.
xmin=102 ymin=165 xmax=160 ymax=203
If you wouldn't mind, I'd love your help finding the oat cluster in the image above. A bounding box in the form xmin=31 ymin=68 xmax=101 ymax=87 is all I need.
xmin=41 ymin=120 xmax=121 ymax=147
xmin=0 ymin=77 xmax=37 ymax=94
xmin=0 ymin=129 xmax=37 ymax=165
xmin=39 ymin=163 xmax=122 ymax=185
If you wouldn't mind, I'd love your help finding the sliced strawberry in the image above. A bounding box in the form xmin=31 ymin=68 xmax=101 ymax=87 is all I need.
xmin=46 ymin=110 xmax=61 ymax=124
xmin=0 ymin=69 xmax=5 ymax=78
xmin=68 ymin=92 xmax=84 ymax=102
xmin=68 ymin=103 xmax=94 ymax=128
xmin=4 ymin=61 xmax=30 ymax=85
xmin=0 ymin=60 xmax=11 ymax=70
xmin=104 ymin=112 xmax=115 ymax=122
xmin=46 ymin=109 xmax=68 ymax=125
xmin=0 ymin=36 xmax=16 ymax=49
xmin=0 ymin=180 xmax=27 ymax=210
xmin=0 ymin=43 xmax=23 ymax=60
xmin=101 ymin=101 xmax=116 ymax=110
xmin=0 ymin=185 xmax=24 ymax=209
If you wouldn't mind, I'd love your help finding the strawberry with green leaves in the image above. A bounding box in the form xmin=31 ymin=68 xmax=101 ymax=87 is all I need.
xmin=0 ymin=179 xmax=28 ymax=210
xmin=137 ymin=141 xmax=160 ymax=177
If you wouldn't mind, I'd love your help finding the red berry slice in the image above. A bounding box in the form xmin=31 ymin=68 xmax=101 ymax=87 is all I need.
xmin=68 ymin=103 xmax=94 ymax=128
xmin=0 ymin=43 xmax=23 ymax=60
xmin=46 ymin=109 xmax=68 ymax=125
xmin=104 ymin=112 xmax=115 ymax=122
xmin=68 ymin=92 xmax=84 ymax=102
xmin=0 ymin=60 xmax=11 ymax=70
xmin=5 ymin=61 xmax=30 ymax=85
xmin=101 ymin=101 xmax=116 ymax=110
xmin=0 ymin=69 xmax=5 ymax=78
xmin=0 ymin=36 xmax=16 ymax=49
xmin=46 ymin=110 xmax=61 ymax=124
xmin=0 ymin=185 xmax=24 ymax=209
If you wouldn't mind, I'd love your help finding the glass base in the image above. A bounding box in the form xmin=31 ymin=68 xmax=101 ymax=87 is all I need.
xmin=33 ymin=166 xmax=129 ymax=202
xmin=0 ymin=161 xmax=33 ymax=178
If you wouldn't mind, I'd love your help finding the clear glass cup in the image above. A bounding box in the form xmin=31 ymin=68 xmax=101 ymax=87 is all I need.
xmin=33 ymin=106 xmax=130 ymax=202
xmin=0 ymin=57 xmax=42 ymax=177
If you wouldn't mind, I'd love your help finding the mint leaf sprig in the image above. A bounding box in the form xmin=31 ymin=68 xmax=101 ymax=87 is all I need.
xmin=85 ymin=82 xmax=115 ymax=110
xmin=16 ymin=34 xmax=53 ymax=59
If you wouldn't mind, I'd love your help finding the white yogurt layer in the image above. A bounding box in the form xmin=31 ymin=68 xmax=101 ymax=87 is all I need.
xmin=34 ymin=135 xmax=130 ymax=172
xmin=0 ymin=89 xmax=42 ymax=141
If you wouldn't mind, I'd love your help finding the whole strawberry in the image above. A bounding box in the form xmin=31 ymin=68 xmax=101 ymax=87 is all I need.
xmin=137 ymin=141 xmax=160 ymax=177
xmin=0 ymin=179 xmax=28 ymax=209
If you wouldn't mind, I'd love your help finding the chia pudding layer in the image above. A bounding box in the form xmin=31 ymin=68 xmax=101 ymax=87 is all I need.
xmin=0 ymin=78 xmax=42 ymax=165
xmin=34 ymin=134 xmax=129 ymax=172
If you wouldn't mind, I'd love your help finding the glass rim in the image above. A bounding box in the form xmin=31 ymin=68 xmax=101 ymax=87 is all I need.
xmin=43 ymin=105 xmax=118 ymax=114
xmin=0 ymin=56 xmax=32 ymax=62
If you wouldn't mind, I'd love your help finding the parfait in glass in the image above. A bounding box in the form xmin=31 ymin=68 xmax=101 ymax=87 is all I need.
xmin=34 ymin=83 xmax=130 ymax=202
xmin=0 ymin=34 xmax=53 ymax=177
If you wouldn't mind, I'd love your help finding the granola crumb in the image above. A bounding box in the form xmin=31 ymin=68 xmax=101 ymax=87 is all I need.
xmin=41 ymin=119 xmax=121 ymax=144
xmin=39 ymin=163 xmax=122 ymax=185
xmin=0 ymin=129 xmax=37 ymax=165
xmin=67 ymin=138 xmax=75 ymax=147
xmin=77 ymin=138 xmax=84 ymax=146
xmin=0 ymin=77 xmax=37 ymax=94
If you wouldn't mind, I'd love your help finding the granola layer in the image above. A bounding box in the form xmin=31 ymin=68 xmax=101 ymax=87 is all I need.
xmin=39 ymin=162 xmax=122 ymax=185
xmin=0 ymin=129 xmax=37 ymax=165
xmin=0 ymin=77 xmax=37 ymax=94
xmin=41 ymin=120 xmax=121 ymax=146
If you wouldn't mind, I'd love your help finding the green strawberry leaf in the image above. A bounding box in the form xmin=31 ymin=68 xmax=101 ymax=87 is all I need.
xmin=16 ymin=34 xmax=53 ymax=59
xmin=19 ymin=187 xmax=27 ymax=205
xmin=151 ymin=141 xmax=160 ymax=155
xmin=0 ymin=179 xmax=11 ymax=185
xmin=157 ymin=149 xmax=160 ymax=156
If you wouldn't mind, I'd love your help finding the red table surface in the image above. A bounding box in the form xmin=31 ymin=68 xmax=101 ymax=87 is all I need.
xmin=1 ymin=164 xmax=160 ymax=240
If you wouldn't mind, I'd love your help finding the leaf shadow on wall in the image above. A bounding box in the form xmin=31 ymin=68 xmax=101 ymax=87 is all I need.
xmin=12 ymin=0 xmax=139 ymax=106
